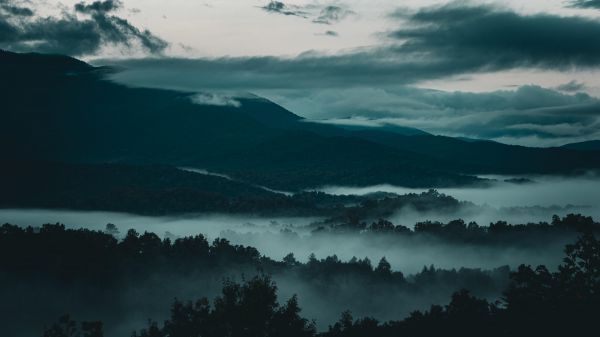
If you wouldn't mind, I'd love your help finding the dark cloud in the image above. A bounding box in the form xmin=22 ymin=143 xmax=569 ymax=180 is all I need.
xmin=260 ymin=1 xmax=354 ymax=25
xmin=105 ymin=50 xmax=416 ymax=90
xmin=390 ymin=3 xmax=600 ymax=71
xmin=324 ymin=30 xmax=338 ymax=37
xmin=0 ymin=0 xmax=167 ymax=56
xmin=313 ymin=5 xmax=355 ymax=25
xmin=74 ymin=0 xmax=122 ymax=14
xmin=567 ymin=0 xmax=600 ymax=9
xmin=260 ymin=1 xmax=307 ymax=18
xmin=0 ymin=0 xmax=34 ymax=16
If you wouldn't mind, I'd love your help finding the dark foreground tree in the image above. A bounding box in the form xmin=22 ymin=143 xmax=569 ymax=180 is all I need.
xmin=322 ymin=231 xmax=600 ymax=337
xmin=38 ymin=229 xmax=600 ymax=337
xmin=132 ymin=275 xmax=316 ymax=337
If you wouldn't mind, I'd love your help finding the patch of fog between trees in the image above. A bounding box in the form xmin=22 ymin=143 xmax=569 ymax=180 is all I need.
xmin=1 ymin=176 xmax=596 ymax=335
xmin=2 ymin=259 xmax=508 ymax=336
xmin=0 ymin=209 xmax=568 ymax=274
xmin=313 ymin=174 xmax=600 ymax=226
xmin=0 ymin=206 xmax=574 ymax=336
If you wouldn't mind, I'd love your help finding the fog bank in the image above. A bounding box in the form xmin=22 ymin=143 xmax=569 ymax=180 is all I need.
xmin=0 ymin=208 xmax=569 ymax=274
xmin=313 ymin=175 xmax=600 ymax=226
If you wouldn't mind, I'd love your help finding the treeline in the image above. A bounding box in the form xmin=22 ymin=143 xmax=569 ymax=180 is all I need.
xmin=41 ymin=231 xmax=600 ymax=337
xmin=317 ymin=213 xmax=600 ymax=244
xmin=0 ymin=222 xmax=506 ymax=288
xmin=322 ymin=231 xmax=600 ymax=337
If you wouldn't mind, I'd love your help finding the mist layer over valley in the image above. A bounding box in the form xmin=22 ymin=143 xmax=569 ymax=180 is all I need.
xmin=0 ymin=191 xmax=578 ymax=275
xmin=314 ymin=174 xmax=600 ymax=226
xmin=3 ymin=179 xmax=592 ymax=335
xmin=3 ymin=173 xmax=597 ymax=273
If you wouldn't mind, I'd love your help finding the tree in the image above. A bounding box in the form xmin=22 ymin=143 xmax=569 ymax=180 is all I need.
xmin=42 ymin=315 xmax=77 ymax=337
xmin=270 ymin=295 xmax=316 ymax=337
xmin=559 ymin=231 xmax=600 ymax=296
xmin=283 ymin=253 xmax=299 ymax=266
xmin=104 ymin=223 xmax=119 ymax=236
xmin=375 ymin=257 xmax=392 ymax=275
xmin=42 ymin=315 xmax=103 ymax=337
xmin=133 ymin=275 xmax=316 ymax=337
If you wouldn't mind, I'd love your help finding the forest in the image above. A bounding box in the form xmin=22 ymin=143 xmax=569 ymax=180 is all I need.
xmin=1 ymin=213 xmax=598 ymax=336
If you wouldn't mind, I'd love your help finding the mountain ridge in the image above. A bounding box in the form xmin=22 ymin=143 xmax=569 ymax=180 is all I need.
xmin=2 ymin=50 xmax=600 ymax=192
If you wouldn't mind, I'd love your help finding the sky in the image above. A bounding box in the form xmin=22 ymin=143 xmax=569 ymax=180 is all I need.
xmin=3 ymin=0 xmax=600 ymax=146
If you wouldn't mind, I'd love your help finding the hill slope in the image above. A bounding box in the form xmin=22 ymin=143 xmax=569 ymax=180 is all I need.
xmin=0 ymin=50 xmax=479 ymax=189
xmin=2 ymin=50 xmax=600 ymax=191
xmin=561 ymin=140 xmax=600 ymax=152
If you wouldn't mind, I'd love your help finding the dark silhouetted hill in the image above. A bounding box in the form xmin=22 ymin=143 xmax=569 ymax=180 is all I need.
xmin=2 ymin=50 xmax=600 ymax=192
xmin=561 ymin=140 xmax=600 ymax=151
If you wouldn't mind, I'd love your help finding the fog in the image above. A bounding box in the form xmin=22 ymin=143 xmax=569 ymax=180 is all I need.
xmin=1 ymin=208 xmax=520 ymax=335
xmin=0 ymin=209 xmax=318 ymax=241
xmin=313 ymin=175 xmax=600 ymax=226
xmin=0 ymin=206 xmax=569 ymax=275
xmin=2 ymin=176 xmax=593 ymax=335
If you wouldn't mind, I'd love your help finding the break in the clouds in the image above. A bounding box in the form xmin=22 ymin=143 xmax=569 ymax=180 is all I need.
xmin=260 ymin=1 xmax=355 ymax=25
xmin=0 ymin=0 xmax=166 ymax=56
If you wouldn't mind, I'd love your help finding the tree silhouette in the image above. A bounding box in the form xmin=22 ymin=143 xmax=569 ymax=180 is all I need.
xmin=42 ymin=315 xmax=103 ymax=337
xmin=133 ymin=275 xmax=315 ymax=337
xmin=375 ymin=257 xmax=392 ymax=276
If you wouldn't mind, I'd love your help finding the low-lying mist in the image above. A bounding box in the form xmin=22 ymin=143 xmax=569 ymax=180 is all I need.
xmin=1 ymin=175 xmax=593 ymax=336
xmin=313 ymin=174 xmax=600 ymax=226
xmin=0 ymin=206 xmax=570 ymax=274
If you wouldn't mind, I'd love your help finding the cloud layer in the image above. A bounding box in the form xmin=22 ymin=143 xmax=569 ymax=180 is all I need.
xmin=288 ymin=85 xmax=600 ymax=146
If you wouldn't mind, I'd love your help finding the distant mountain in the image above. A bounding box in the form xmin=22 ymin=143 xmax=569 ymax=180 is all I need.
xmin=2 ymin=50 xmax=600 ymax=193
xmin=561 ymin=140 xmax=600 ymax=151
xmin=0 ymin=50 xmax=480 ymax=190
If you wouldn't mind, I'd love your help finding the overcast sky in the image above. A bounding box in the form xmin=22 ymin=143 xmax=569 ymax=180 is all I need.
xmin=3 ymin=0 xmax=600 ymax=146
